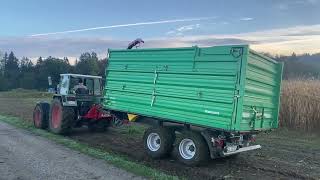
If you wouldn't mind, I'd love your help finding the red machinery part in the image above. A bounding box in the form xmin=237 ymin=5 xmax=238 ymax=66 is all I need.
xmin=82 ymin=104 xmax=111 ymax=120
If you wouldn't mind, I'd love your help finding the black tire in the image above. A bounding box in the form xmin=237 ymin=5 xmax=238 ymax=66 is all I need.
xmin=33 ymin=102 xmax=50 ymax=129
xmin=143 ymin=127 xmax=175 ymax=159
xmin=49 ymin=98 xmax=75 ymax=135
xmin=88 ymin=120 xmax=111 ymax=132
xmin=174 ymin=131 xmax=209 ymax=166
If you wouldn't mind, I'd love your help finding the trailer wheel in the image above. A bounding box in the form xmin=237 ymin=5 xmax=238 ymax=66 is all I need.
xmin=174 ymin=131 xmax=209 ymax=166
xmin=143 ymin=127 xmax=175 ymax=158
xmin=33 ymin=102 xmax=50 ymax=129
xmin=49 ymin=99 xmax=75 ymax=135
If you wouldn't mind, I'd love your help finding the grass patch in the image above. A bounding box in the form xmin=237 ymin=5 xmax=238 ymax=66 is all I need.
xmin=116 ymin=124 xmax=146 ymax=137
xmin=0 ymin=89 xmax=53 ymax=98
xmin=0 ymin=115 xmax=180 ymax=180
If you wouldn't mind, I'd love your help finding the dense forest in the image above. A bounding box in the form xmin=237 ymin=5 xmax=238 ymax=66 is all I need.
xmin=266 ymin=52 xmax=320 ymax=79
xmin=0 ymin=50 xmax=319 ymax=91
xmin=0 ymin=51 xmax=107 ymax=91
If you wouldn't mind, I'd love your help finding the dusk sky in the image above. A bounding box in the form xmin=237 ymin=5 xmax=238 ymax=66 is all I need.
xmin=0 ymin=0 xmax=320 ymax=62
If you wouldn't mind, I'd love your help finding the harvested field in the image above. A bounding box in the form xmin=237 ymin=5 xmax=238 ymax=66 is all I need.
xmin=0 ymin=91 xmax=319 ymax=180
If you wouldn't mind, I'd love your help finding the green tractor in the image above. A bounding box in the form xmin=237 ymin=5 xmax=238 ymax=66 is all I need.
xmin=33 ymin=73 xmax=114 ymax=134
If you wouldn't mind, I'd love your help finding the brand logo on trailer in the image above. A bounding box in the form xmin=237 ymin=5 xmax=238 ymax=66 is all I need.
xmin=205 ymin=110 xmax=220 ymax=115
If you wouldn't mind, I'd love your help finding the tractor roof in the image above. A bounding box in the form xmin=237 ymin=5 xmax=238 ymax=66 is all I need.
xmin=60 ymin=73 xmax=102 ymax=79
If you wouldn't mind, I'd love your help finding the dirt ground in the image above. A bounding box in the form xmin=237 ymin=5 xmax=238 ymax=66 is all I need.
xmin=0 ymin=121 xmax=144 ymax=180
xmin=0 ymin=96 xmax=319 ymax=180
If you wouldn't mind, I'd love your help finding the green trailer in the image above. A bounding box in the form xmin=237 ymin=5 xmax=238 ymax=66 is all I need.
xmin=103 ymin=45 xmax=283 ymax=165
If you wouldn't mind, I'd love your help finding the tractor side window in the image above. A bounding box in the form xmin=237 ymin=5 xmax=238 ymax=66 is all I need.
xmin=60 ymin=75 xmax=69 ymax=95
xmin=69 ymin=77 xmax=78 ymax=94
xmin=85 ymin=79 xmax=94 ymax=95
xmin=94 ymin=79 xmax=102 ymax=95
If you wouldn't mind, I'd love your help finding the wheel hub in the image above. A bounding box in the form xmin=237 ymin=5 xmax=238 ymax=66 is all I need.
xmin=147 ymin=133 xmax=161 ymax=151
xmin=179 ymin=138 xmax=196 ymax=160
xmin=188 ymin=145 xmax=195 ymax=152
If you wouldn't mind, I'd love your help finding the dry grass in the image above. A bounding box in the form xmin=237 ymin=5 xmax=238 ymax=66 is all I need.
xmin=280 ymin=79 xmax=320 ymax=132
xmin=0 ymin=88 xmax=53 ymax=98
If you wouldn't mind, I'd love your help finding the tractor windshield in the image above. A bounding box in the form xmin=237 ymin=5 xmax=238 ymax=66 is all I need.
xmin=69 ymin=76 xmax=102 ymax=96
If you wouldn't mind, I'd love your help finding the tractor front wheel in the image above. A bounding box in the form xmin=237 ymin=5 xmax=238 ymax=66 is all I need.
xmin=49 ymin=99 xmax=75 ymax=135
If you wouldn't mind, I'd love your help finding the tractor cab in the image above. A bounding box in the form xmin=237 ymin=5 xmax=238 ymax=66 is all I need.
xmin=56 ymin=74 xmax=103 ymax=107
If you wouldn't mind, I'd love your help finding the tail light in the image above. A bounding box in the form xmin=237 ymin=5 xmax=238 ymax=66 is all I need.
xmin=249 ymin=135 xmax=256 ymax=142
xmin=212 ymin=138 xmax=224 ymax=148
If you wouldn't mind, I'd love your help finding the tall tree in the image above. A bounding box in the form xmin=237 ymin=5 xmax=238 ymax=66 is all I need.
xmin=36 ymin=56 xmax=43 ymax=65
xmin=98 ymin=57 xmax=108 ymax=77
xmin=0 ymin=51 xmax=6 ymax=90
xmin=63 ymin=57 xmax=70 ymax=64
xmin=75 ymin=52 xmax=99 ymax=75
xmin=19 ymin=57 xmax=35 ymax=89
xmin=0 ymin=51 xmax=3 ymax=75
xmin=34 ymin=56 xmax=72 ymax=90
xmin=20 ymin=57 xmax=33 ymax=72
xmin=4 ymin=52 xmax=19 ymax=89
xmin=1 ymin=52 xmax=8 ymax=76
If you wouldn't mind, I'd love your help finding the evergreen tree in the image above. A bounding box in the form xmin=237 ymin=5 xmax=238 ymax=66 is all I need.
xmin=4 ymin=52 xmax=19 ymax=89
xmin=37 ymin=56 xmax=43 ymax=65
xmin=1 ymin=52 xmax=8 ymax=76
xmin=0 ymin=51 xmax=4 ymax=76
xmin=75 ymin=52 xmax=99 ymax=75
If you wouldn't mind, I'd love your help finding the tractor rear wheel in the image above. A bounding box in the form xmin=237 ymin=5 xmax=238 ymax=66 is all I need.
xmin=33 ymin=102 xmax=50 ymax=129
xmin=49 ymin=98 xmax=75 ymax=135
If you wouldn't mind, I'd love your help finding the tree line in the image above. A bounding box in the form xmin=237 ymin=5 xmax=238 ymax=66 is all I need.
xmin=0 ymin=50 xmax=320 ymax=91
xmin=268 ymin=52 xmax=320 ymax=79
xmin=0 ymin=51 xmax=107 ymax=91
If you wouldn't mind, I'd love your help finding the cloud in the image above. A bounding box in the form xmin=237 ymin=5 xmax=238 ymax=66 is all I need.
xmin=298 ymin=0 xmax=318 ymax=4
xmin=276 ymin=0 xmax=319 ymax=10
xmin=0 ymin=37 xmax=126 ymax=64
xmin=277 ymin=3 xmax=289 ymax=10
xmin=177 ymin=24 xmax=201 ymax=32
xmin=240 ymin=17 xmax=254 ymax=21
xmin=201 ymin=24 xmax=320 ymax=54
xmin=166 ymin=24 xmax=201 ymax=36
xmin=166 ymin=31 xmax=176 ymax=35
xmin=30 ymin=17 xmax=215 ymax=37
xmin=1 ymin=24 xmax=320 ymax=61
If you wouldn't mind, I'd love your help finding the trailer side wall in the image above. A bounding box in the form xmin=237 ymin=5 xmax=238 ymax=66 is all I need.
xmin=104 ymin=46 xmax=244 ymax=130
